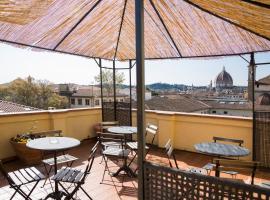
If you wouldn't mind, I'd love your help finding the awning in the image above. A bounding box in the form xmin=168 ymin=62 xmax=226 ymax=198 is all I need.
xmin=0 ymin=0 xmax=269 ymax=61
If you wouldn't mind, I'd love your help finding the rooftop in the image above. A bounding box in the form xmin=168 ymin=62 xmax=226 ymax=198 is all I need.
xmin=1 ymin=139 xmax=270 ymax=200
xmin=0 ymin=100 xmax=41 ymax=113
xmin=142 ymin=96 xmax=210 ymax=112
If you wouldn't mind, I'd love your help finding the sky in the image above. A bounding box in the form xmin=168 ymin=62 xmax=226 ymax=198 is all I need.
xmin=0 ymin=43 xmax=269 ymax=86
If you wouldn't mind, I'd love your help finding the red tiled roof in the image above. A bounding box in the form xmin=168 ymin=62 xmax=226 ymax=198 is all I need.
xmin=0 ymin=100 xmax=41 ymax=113
xmin=139 ymin=96 xmax=210 ymax=112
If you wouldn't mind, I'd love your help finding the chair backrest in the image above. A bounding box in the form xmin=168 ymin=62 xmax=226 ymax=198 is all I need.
xmin=146 ymin=123 xmax=158 ymax=145
xmin=100 ymin=121 xmax=119 ymax=132
xmin=82 ymin=141 xmax=99 ymax=182
xmin=0 ymin=160 xmax=14 ymax=185
xmin=213 ymin=136 xmax=244 ymax=146
xmin=164 ymin=139 xmax=179 ymax=169
xmin=99 ymin=132 xmax=126 ymax=149
xmin=31 ymin=129 xmax=62 ymax=137
xmin=213 ymin=159 xmax=260 ymax=185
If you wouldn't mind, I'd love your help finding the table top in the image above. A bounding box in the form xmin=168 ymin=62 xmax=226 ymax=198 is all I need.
xmin=26 ymin=137 xmax=80 ymax=151
xmin=194 ymin=142 xmax=250 ymax=157
xmin=108 ymin=126 xmax=137 ymax=135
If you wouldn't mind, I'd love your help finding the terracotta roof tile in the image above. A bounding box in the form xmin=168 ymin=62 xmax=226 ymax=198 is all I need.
xmin=0 ymin=100 xmax=41 ymax=113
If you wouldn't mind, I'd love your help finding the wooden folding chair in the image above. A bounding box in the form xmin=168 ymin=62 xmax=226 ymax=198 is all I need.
xmin=100 ymin=133 xmax=131 ymax=182
xmin=100 ymin=121 xmax=119 ymax=133
xmin=40 ymin=130 xmax=78 ymax=188
xmin=164 ymin=139 xmax=206 ymax=174
xmin=127 ymin=123 xmax=158 ymax=168
xmin=214 ymin=158 xmax=260 ymax=184
xmin=0 ymin=160 xmax=45 ymax=200
xmin=52 ymin=142 xmax=99 ymax=200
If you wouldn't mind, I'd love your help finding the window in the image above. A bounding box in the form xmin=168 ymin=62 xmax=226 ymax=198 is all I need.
xmin=78 ymin=98 xmax=82 ymax=105
xmin=224 ymin=111 xmax=228 ymax=114
xmin=95 ymin=100 xmax=100 ymax=106
xmin=120 ymin=99 xmax=124 ymax=102
xmin=85 ymin=99 xmax=90 ymax=105
xmin=71 ymin=98 xmax=75 ymax=105
xmin=212 ymin=111 xmax=216 ymax=113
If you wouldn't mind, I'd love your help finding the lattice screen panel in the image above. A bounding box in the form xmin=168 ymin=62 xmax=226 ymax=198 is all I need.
xmin=255 ymin=111 xmax=270 ymax=168
xmin=144 ymin=162 xmax=270 ymax=200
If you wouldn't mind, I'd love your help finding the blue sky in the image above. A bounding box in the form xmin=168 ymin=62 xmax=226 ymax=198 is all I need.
xmin=0 ymin=43 xmax=269 ymax=86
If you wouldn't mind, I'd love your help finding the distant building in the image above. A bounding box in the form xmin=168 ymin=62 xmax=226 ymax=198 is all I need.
xmin=215 ymin=66 xmax=233 ymax=90
xmin=0 ymin=100 xmax=42 ymax=113
xmin=255 ymin=75 xmax=270 ymax=106
xmin=69 ymin=87 xmax=128 ymax=108
xmin=120 ymin=87 xmax=152 ymax=101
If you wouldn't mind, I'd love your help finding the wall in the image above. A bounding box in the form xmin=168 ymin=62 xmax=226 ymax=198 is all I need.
xmin=0 ymin=108 xmax=252 ymax=161
xmin=209 ymin=108 xmax=252 ymax=117
xmin=0 ymin=108 xmax=101 ymax=159
xmin=133 ymin=110 xmax=253 ymax=160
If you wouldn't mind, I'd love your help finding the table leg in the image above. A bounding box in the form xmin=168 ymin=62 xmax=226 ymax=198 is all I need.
xmin=45 ymin=151 xmax=66 ymax=200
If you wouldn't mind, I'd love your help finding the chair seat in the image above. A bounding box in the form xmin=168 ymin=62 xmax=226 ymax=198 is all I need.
xmin=52 ymin=167 xmax=84 ymax=183
xmin=102 ymin=141 xmax=122 ymax=148
xmin=222 ymin=170 xmax=238 ymax=176
xmin=8 ymin=167 xmax=45 ymax=186
xmin=42 ymin=154 xmax=78 ymax=166
xmin=220 ymin=177 xmax=244 ymax=183
xmin=260 ymin=182 xmax=270 ymax=188
xmin=202 ymin=163 xmax=215 ymax=171
xmin=127 ymin=141 xmax=149 ymax=150
xmin=103 ymin=147 xmax=130 ymax=157
xmin=189 ymin=167 xmax=207 ymax=175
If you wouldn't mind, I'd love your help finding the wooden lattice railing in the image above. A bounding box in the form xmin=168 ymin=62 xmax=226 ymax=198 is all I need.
xmin=255 ymin=111 xmax=270 ymax=168
xmin=144 ymin=162 xmax=270 ymax=200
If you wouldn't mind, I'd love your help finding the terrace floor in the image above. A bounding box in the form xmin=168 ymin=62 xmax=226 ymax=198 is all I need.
xmin=1 ymin=139 xmax=270 ymax=200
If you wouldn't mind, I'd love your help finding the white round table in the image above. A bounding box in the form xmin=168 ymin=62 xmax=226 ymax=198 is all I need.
xmin=194 ymin=142 xmax=250 ymax=157
xmin=27 ymin=137 xmax=80 ymax=200
xmin=107 ymin=126 xmax=137 ymax=135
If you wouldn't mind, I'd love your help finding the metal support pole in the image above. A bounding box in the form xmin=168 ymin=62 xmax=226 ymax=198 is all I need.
xmin=129 ymin=60 xmax=132 ymax=126
xmin=99 ymin=58 xmax=104 ymax=121
xmin=113 ymin=60 xmax=117 ymax=121
xmin=135 ymin=0 xmax=145 ymax=199
xmin=250 ymin=53 xmax=256 ymax=161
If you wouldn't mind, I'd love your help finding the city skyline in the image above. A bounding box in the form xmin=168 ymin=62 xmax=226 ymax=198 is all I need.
xmin=0 ymin=43 xmax=269 ymax=86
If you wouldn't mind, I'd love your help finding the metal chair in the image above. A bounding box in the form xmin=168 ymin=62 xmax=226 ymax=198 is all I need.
xmin=127 ymin=123 xmax=158 ymax=167
xmin=0 ymin=160 xmax=45 ymax=200
xmin=51 ymin=141 xmax=99 ymax=200
xmin=202 ymin=136 xmax=244 ymax=175
xmin=100 ymin=132 xmax=131 ymax=182
xmin=214 ymin=158 xmax=259 ymax=185
xmin=164 ymin=139 xmax=206 ymax=174
xmin=41 ymin=130 xmax=78 ymax=188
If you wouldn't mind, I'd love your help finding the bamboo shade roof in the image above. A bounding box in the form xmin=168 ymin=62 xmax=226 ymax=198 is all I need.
xmin=0 ymin=0 xmax=269 ymax=61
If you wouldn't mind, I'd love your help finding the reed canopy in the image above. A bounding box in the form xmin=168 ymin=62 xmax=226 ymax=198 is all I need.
xmin=0 ymin=0 xmax=269 ymax=61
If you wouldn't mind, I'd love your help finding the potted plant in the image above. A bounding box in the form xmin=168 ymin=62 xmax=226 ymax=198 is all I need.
xmin=10 ymin=121 xmax=44 ymax=165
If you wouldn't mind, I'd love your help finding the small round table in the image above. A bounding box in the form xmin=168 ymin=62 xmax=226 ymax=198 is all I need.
xmin=27 ymin=137 xmax=80 ymax=200
xmin=107 ymin=126 xmax=137 ymax=177
xmin=107 ymin=126 xmax=137 ymax=135
xmin=194 ymin=142 xmax=250 ymax=157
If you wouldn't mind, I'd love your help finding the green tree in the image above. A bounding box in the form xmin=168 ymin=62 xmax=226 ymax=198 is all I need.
xmin=0 ymin=76 xmax=68 ymax=109
xmin=94 ymin=69 xmax=125 ymax=97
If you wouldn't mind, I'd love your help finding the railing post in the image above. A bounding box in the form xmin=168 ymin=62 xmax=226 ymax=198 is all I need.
xmin=135 ymin=0 xmax=145 ymax=199
xmin=113 ymin=60 xmax=117 ymax=121
xmin=249 ymin=53 xmax=256 ymax=161
xmin=99 ymin=58 xmax=104 ymax=121
xmin=129 ymin=59 xmax=132 ymax=126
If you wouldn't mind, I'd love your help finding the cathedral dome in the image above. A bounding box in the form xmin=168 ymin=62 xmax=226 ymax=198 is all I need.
xmin=215 ymin=67 xmax=233 ymax=89
xmin=256 ymin=93 xmax=270 ymax=105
